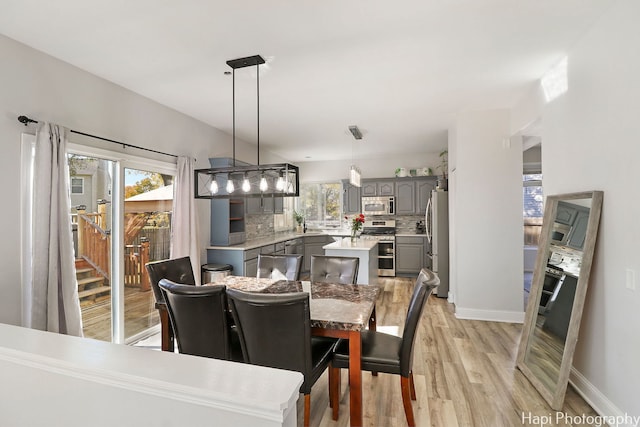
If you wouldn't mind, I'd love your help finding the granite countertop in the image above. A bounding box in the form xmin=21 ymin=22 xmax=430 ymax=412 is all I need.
xmin=208 ymin=276 xmax=380 ymax=331
xmin=207 ymin=231 xmax=326 ymax=251
xmin=395 ymin=233 xmax=427 ymax=237
xmin=323 ymin=238 xmax=378 ymax=251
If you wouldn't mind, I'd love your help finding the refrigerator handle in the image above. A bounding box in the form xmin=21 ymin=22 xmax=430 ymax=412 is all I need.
xmin=426 ymin=197 xmax=432 ymax=244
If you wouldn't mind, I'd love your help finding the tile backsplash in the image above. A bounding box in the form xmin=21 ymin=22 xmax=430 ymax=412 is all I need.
xmin=245 ymin=214 xmax=275 ymax=240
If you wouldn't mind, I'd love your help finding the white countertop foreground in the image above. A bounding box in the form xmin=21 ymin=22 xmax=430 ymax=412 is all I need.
xmin=0 ymin=323 xmax=302 ymax=426
xmin=323 ymin=238 xmax=378 ymax=251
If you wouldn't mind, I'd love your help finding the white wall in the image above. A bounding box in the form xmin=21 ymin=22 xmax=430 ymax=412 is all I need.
xmin=450 ymin=109 xmax=524 ymax=322
xmin=536 ymin=0 xmax=640 ymax=417
xmin=0 ymin=34 xmax=271 ymax=326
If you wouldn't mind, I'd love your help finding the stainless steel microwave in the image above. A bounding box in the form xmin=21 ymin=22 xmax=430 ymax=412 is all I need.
xmin=551 ymin=222 xmax=571 ymax=246
xmin=361 ymin=196 xmax=395 ymax=216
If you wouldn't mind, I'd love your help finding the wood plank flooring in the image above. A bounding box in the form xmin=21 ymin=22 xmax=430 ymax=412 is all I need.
xmin=299 ymin=276 xmax=601 ymax=427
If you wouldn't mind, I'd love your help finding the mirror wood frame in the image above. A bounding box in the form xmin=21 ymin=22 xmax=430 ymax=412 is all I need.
xmin=517 ymin=190 xmax=603 ymax=410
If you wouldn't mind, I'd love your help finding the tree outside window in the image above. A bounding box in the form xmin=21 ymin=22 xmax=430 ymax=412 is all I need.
xmin=523 ymin=173 xmax=543 ymax=246
xmin=298 ymin=182 xmax=342 ymax=228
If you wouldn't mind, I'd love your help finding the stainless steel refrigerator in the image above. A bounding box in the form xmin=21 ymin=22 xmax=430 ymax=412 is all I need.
xmin=426 ymin=190 xmax=449 ymax=298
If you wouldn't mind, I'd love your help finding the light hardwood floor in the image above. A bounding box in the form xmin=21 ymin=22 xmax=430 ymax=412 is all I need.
xmin=133 ymin=276 xmax=601 ymax=426
xmin=298 ymin=276 xmax=601 ymax=427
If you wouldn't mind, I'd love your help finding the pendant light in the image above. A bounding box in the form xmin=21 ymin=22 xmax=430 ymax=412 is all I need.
xmin=348 ymin=125 xmax=362 ymax=187
xmin=195 ymin=55 xmax=300 ymax=199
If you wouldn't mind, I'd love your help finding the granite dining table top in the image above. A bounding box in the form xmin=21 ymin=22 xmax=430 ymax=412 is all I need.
xmin=208 ymin=276 xmax=380 ymax=331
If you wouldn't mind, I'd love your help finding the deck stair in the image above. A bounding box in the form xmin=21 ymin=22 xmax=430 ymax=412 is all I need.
xmin=75 ymin=259 xmax=110 ymax=307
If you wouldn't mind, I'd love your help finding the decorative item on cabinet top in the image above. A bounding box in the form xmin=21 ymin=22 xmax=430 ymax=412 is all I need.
xmin=194 ymin=55 xmax=299 ymax=199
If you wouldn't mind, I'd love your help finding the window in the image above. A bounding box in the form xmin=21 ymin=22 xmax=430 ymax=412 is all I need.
xmin=71 ymin=177 xmax=84 ymax=194
xmin=523 ymin=173 xmax=543 ymax=246
xmin=297 ymin=182 xmax=342 ymax=229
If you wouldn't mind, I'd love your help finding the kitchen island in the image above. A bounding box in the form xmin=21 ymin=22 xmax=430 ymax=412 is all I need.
xmin=323 ymin=238 xmax=378 ymax=284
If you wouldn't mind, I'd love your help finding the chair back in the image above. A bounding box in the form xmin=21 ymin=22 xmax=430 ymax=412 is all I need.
xmin=399 ymin=268 xmax=439 ymax=376
xmin=257 ymin=254 xmax=303 ymax=281
xmin=145 ymin=257 xmax=196 ymax=305
xmin=159 ymin=279 xmax=230 ymax=360
xmin=226 ymin=289 xmax=312 ymax=384
xmin=310 ymin=255 xmax=359 ymax=284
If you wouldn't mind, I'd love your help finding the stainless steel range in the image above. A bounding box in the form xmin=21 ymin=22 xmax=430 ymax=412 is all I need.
xmin=360 ymin=219 xmax=395 ymax=277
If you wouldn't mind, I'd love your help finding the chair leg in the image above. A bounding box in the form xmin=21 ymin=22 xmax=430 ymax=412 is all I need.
xmin=304 ymin=393 xmax=311 ymax=427
xmin=159 ymin=308 xmax=174 ymax=352
xmin=409 ymin=372 xmax=416 ymax=400
xmin=329 ymin=366 xmax=341 ymax=420
xmin=400 ymin=376 xmax=416 ymax=427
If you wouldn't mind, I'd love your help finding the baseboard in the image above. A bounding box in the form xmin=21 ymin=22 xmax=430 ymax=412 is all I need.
xmin=454 ymin=307 xmax=524 ymax=323
xmin=569 ymin=368 xmax=637 ymax=427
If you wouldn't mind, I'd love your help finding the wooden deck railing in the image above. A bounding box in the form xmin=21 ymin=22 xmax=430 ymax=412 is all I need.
xmin=77 ymin=211 xmax=110 ymax=282
xmin=124 ymin=240 xmax=150 ymax=290
xmin=75 ymin=208 xmax=154 ymax=290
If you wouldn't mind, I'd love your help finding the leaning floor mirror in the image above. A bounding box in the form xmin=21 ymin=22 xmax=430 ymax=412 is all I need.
xmin=517 ymin=190 xmax=603 ymax=410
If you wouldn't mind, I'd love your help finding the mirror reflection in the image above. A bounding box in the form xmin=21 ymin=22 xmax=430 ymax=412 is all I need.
xmin=525 ymin=198 xmax=590 ymax=389
xmin=517 ymin=191 xmax=603 ymax=410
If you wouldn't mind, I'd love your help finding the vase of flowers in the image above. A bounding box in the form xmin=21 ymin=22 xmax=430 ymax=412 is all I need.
xmin=346 ymin=213 xmax=365 ymax=242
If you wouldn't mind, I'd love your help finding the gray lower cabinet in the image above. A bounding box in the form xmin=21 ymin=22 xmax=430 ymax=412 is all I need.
xmin=396 ymin=236 xmax=426 ymax=274
xmin=303 ymin=236 xmax=331 ymax=272
xmin=243 ymin=257 xmax=258 ymax=277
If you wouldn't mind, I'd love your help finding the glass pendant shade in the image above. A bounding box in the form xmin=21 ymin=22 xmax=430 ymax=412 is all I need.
xmin=350 ymin=165 xmax=361 ymax=187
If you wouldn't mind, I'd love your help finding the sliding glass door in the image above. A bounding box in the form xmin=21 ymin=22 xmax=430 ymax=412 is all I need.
xmin=67 ymin=146 xmax=175 ymax=344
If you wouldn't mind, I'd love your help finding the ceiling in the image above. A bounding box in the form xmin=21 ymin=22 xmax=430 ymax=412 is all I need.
xmin=0 ymin=1 xmax=614 ymax=162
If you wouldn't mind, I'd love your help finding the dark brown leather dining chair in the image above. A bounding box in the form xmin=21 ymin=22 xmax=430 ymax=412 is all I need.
xmin=310 ymin=255 xmax=359 ymax=284
xmin=329 ymin=268 xmax=439 ymax=426
xmin=145 ymin=257 xmax=196 ymax=352
xmin=158 ymin=279 xmax=242 ymax=361
xmin=226 ymin=288 xmax=336 ymax=427
xmin=257 ymin=254 xmax=303 ymax=281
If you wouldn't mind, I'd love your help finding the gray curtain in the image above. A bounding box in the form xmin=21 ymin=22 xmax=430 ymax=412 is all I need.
xmin=29 ymin=123 xmax=83 ymax=336
xmin=170 ymin=156 xmax=201 ymax=284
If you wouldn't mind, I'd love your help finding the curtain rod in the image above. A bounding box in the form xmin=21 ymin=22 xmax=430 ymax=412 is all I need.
xmin=17 ymin=115 xmax=178 ymax=159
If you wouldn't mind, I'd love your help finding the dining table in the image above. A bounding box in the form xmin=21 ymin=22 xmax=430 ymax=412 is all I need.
xmin=206 ymin=275 xmax=380 ymax=427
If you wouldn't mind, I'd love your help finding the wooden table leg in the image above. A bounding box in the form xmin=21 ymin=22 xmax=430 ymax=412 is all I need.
xmin=348 ymin=330 xmax=363 ymax=427
xmin=159 ymin=307 xmax=174 ymax=352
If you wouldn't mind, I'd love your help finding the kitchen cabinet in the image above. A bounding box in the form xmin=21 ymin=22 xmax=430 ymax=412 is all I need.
xmin=246 ymin=195 xmax=280 ymax=215
xmin=362 ymin=180 xmax=395 ymax=197
xmin=342 ymin=180 xmax=361 ymax=214
xmin=415 ymin=178 xmax=437 ymax=214
xmin=555 ymin=202 xmax=578 ymax=225
xmin=395 ymin=181 xmax=416 ymax=214
xmin=396 ymin=236 xmax=426 ymax=274
xmin=211 ymin=198 xmax=246 ymax=246
xmin=303 ymin=235 xmax=332 ymax=271
xmin=394 ymin=177 xmax=437 ymax=215
xmin=567 ymin=210 xmax=589 ymax=250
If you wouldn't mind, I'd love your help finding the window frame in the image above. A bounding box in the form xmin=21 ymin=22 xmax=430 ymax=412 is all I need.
xmin=71 ymin=176 xmax=85 ymax=194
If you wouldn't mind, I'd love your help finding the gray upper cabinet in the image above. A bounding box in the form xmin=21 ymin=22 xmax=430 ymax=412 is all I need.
xmin=415 ymin=178 xmax=437 ymax=214
xmin=567 ymin=210 xmax=589 ymax=250
xmin=246 ymin=195 xmax=279 ymax=215
xmin=395 ymin=177 xmax=436 ymax=215
xmin=395 ymin=181 xmax=416 ymax=214
xmin=555 ymin=202 xmax=579 ymax=225
xmin=362 ymin=180 xmax=395 ymax=197
xmin=342 ymin=180 xmax=361 ymax=214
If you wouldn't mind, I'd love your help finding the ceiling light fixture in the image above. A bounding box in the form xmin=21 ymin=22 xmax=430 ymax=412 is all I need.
xmin=348 ymin=125 xmax=363 ymax=140
xmin=195 ymin=55 xmax=299 ymax=199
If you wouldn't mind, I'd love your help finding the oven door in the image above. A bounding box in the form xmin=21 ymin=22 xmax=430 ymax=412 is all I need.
xmin=377 ymin=240 xmax=395 ymax=276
